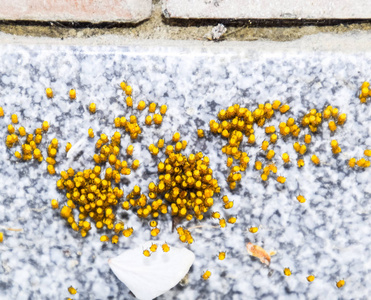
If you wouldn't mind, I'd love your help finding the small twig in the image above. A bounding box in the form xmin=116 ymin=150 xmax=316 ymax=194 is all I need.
xmin=6 ymin=228 xmax=23 ymax=232
xmin=186 ymin=225 xmax=220 ymax=231
xmin=30 ymin=206 xmax=48 ymax=212
xmin=223 ymin=24 xmax=249 ymax=38
xmin=0 ymin=226 xmax=23 ymax=232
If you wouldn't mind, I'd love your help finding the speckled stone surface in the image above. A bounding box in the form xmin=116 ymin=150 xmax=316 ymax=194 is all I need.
xmin=0 ymin=37 xmax=371 ymax=300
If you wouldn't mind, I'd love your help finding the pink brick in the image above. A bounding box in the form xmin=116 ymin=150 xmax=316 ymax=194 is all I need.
xmin=163 ymin=0 xmax=371 ymax=19
xmin=0 ymin=0 xmax=152 ymax=23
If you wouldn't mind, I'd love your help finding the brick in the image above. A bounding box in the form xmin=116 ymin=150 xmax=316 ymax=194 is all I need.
xmin=0 ymin=0 xmax=152 ymax=23
xmin=163 ymin=0 xmax=371 ymax=19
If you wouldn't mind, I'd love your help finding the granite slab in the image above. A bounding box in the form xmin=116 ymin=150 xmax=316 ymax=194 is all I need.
xmin=0 ymin=34 xmax=370 ymax=300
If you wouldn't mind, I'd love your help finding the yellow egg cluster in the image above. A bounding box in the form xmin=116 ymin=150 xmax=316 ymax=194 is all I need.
xmin=65 ymin=142 xmax=72 ymax=152
xmin=249 ymin=226 xmax=258 ymax=233
xmin=5 ymin=116 xmax=49 ymax=164
xmin=93 ymin=133 xmax=126 ymax=173
xmin=141 ymin=243 xmax=170 ymax=257
xmin=296 ymin=195 xmax=306 ymax=203
xmin=349 ymin=157 xmax=370 ymax=168
xmin=336 ymin=279 xmax=345 ymax=288
xmin=46 ymin=88 xmax=53 ymax=98
xmin=149 ymin=243 xmax=158 ymax=252
xmin=42 ymin=82 xmax=160 ymax=242
xmin=54 ymin=128 xmax=144 ymax=241
xmin=283 ymin=267 xmax=292 ymax=276
xmin=279 ymin=117 xmax=300 ymax=137
xmin=51 ymin=199 xmax=59 ymax=209
xmin=3 ymin=80 xmax=368 ymax=292
xmin=218 ymin=251 xmax=226 ymax=260
xmin=39 ymin=83 xmax=208 ymax=244
xmin=330 ymin=140 xmax=341 ymax=154
xmin=6 ymin=131 xmax=19 ymax=149
xmin=176 ymin=226 xmax=194 ymax=244
xmin=49 ymin=82 xmax=173 ymax=243
xmin=297 ymin=159 xmax=305 ymax=168
xmin=117 ymin=81 xmax=167 ymax=137
xmin=210 ymin=103 xmax=282 ymax=188
xmin=122 ymin=185 xmax=167 ymax=222
xmin=209 ymin=101 xmax=298 ymax=185
xmin=202 ymin=270 xmax=211 ymax=280
xmin=359 ymin=81 xmax=371 ymax=103
xmin=300 ymin=109 xmax=322 ymax=133
xmin=219 ymin=218 xmax=227 ymax=228
xmin=311 ymin=154 xmax=320 ymax=165
xmin=282 ymin=153 xmax=290 ymax=163
xmin=281 ymin=267 xmax=347 ymax=286
xmin=56 ymin=165 xmax=129 ymax=241
xmin=277 ymin=176 xmax=286 ymax=183
xmin=228 ymin=216 xmax=237 ymax=224
xmin=69 ymin=89 xmax=76 ymax=100
xmin=293 ymin=142 xmax=307 ymax=155
xmin=209 ymin=101 xmax=351 ymax=185
xmin=323 ymin=105 xmax=347 ymax=129
xmin=307 ymin=275 xmax=315 ymax=282
xmin=68 ymin=286 xmax=77 ymax=295
xmin=348 ymin=149 xmax=371 ymax=168
xmin=89 ymin=103 xmax=96 ymax=114
xmin=114 ymin=115 xmax=142 ymax=140
xmin=46 ymin=138 xmax=59 ymax=175
xmin=162 ymin=243 xmax=170 ymax=252
xmin=155 ymin=150 xmax=220 ymax=221
xmin=259 ymin=163 xmax=278 ymax=182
